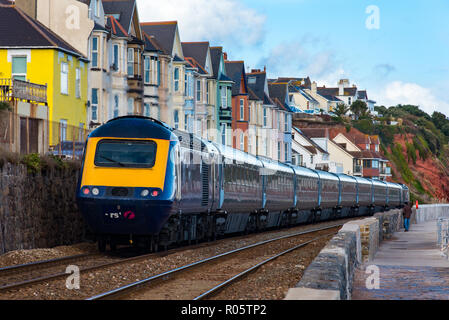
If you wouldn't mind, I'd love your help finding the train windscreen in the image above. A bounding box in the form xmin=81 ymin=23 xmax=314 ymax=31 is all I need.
xmin=94 ymin=139 xmax=157 ymax=168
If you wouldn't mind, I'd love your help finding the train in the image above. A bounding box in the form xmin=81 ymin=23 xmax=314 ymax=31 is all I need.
xmin=76 ymin=116 xmax=410 ymax=252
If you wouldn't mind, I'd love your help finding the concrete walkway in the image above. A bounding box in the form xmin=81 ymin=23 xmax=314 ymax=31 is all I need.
xmin=352 ymin=220 xmax=449 ymax=300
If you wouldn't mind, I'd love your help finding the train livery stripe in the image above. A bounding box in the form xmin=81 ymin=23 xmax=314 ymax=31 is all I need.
xmin=80 ymin=137 xmax=171 ymax=190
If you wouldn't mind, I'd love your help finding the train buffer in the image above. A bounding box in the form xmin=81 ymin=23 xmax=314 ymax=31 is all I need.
xmin=352 ymin=206 xmax=449 ymax=300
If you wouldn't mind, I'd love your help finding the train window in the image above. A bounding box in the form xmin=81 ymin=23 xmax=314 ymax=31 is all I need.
xmin=94 ymin=139 xmax=157 ymax=168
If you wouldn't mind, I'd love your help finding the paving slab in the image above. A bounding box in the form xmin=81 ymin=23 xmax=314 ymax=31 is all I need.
xmin=352 ymin=220 xmax=449 ymax=300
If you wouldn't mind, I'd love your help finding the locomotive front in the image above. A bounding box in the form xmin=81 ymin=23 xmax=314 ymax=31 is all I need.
xmin=76 ymin=117 xmax=179 ymax=248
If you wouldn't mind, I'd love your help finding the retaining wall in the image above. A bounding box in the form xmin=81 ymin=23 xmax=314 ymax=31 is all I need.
xmin=285 ymin=209 xmax=403 ymax=300
xmin=0 ymin=162 xmax=87 ymax=254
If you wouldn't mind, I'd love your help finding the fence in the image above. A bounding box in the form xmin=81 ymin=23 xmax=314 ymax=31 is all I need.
xmin=0 ymin=78 xmax=47 ymax=105
xmin=0 ymin=111 xmax=90 ymax=160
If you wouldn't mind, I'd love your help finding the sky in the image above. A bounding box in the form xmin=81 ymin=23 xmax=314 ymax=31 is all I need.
xmin=136 ymin=0 xmax=449 ymax=115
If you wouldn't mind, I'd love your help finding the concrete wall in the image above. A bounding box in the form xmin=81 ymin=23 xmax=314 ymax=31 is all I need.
xmin=285 ymin=209 xmax=403 ymax=300
xmin=0 ymin=161 xmax=87 ymax=254
xmin=416 ymin=204 xmax=449 ymax=223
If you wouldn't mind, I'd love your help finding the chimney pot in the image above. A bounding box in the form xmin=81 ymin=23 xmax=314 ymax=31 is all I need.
xmin=223 ymin=52 xmax=228 ymax=61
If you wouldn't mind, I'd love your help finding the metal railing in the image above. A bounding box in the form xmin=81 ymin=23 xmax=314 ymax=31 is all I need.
xmin=0 ymin=79 xmax=47 ymax=105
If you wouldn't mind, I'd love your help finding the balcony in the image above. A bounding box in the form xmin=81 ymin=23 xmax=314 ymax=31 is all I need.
xmin=353 ymin=165 xmax=362 ymax=174
xmin=0 ymin=78 xmax=47 ymax=105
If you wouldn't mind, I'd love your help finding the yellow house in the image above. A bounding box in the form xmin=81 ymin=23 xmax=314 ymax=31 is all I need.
xmin=0 ymin=4 xmax=88 ymax=145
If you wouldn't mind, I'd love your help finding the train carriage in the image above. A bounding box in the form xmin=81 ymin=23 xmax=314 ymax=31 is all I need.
xmin=213 ymin=143 xmax=264 ymax=234
xmin=259 ymin=158 xmax=296 ymax=229
xmin=386 ymin=182 xmax=402 ymax=208
xmin=336 ymin=174 xmax=358 ymax=217
xmin=354 ymin=177 xmax=374 ymax=216
xmin=372 ymin=179 xmax=388 ymax=212
xmin=292 ymin=166 xmax=319 ymax=224
xmin=316 ymin=171 xmax=340 ymax=221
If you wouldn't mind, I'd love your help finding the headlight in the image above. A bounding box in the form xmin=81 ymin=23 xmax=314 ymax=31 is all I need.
xmin=141 ymin=189 xmax=150 ymax=197
xmin=92 ymin=188 xmax=100 ymax=196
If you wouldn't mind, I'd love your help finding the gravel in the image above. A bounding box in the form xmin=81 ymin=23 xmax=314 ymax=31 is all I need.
xmin=0 ymin=219 xmax=352 ymax=300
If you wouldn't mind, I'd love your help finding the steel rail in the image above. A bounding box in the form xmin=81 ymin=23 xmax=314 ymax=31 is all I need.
xmin=87 ymin=223 xmax=344 ymax=300
xmin=0 ymin=253 xmax=98 ymax=276
xmin=193 ymin=233 xmax=335 ymax=300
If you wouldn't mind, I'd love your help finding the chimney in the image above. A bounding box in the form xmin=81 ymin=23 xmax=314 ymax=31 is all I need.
xmin=264 ymin=65 xmax=266 ymax=72
xmin=223 ymin=52 xmax=228 ymax=61
xmin=338 ymin=81 xmax=344 ymax=96
xmin=311 ymin=81 xmax=317 ymax=94
xmin=251 ymin=69 xmax=261 ymax=73
xmin=15 ymin=0 xmax=38 ymax=19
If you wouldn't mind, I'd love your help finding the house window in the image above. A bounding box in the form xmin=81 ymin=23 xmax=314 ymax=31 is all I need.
xmin=127 ymin=98 xmax=133 ymax=115
xmin=91 ymin=37 xmax=98 ymax=68
xmin=60 ymin=62 xmax=68 ymax=95
xmin=240 ymin=99 xmax=244 ymax=121
xmin=240 ymin=133 xmax=244 ymax=151
xmin=144 ymin=56 xmax=150 ymax=83
xmin=366 ymin=144 xmax=370 ymax=150
xmin=174 ymin=67 xmax=180 ymax=92
xmin=375 ymin=144 xmax=379 ymax=152
xmin=206 ymin=82 xmax=209 ymax=103
xmin=75 ymin=68 xmax=81 ymax=98
xmin=60 ymin=120 xmax=68 ymax=142
xmin=12 ymin=56 xmax=27 ymax=81
xmin=285 ymin=143 xmax=289 ymax=162
xmin=127 ymin=48 xmax=134 ymax=77
xmin=91 ymin=88 xmax=98 ymax=121
xmin=94 ymin=0 xmax=100 ymax=17
xmin=278 ymin=142 xmax=281 ymax=161
xmin=284 ymin=114 xmax=289 ymax=132
xmin=221 ymin=86 xmax=227 ymax=108
xmin=263 ymin=108 xmax=267 ymax=127
xmin=196 ymin=80 xmax=201 ymax=101
xmin=184 ymin=73 xmax=188 ymax=95
xmin=113 ymin=44 xmax=119 ymax=71
xmin=372 ymin=160 xmax=379 ymax=169
xmin=144 ymin=103 xmax=150 ymax=117
xmin=348 ymin=97 xmax=352 ymax=105
xmin=248 ymin=103 xmax=251 ymax=123
xmin=113 ymin=95 xmax=119 ymax=118
xmin=174 ymin=110 xmax=179 ymax=129
xmin=221 ymin=124 xmax=226 ymax=145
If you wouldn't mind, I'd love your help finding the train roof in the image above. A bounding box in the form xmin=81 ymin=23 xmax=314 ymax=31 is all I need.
xmin=354 ymin=176 xmax=373 ymax=186
xmin=89 ymin=116 xmax=173 ymax=140
xmin=315 ymin=170 xmax=340 ymax=182
xmin=213 ymin=143 xmax=262 ymax=167
xmin=336 ymin=173 xmax=357 ymax=183
xmin=372 ymin=179 xmax=387 ymax=187
xmin=386 ymin=181 xmax=402 ymax=189
xmin=258 ymin=157 xmax=294 ymax=175
xmin=291 ymin=165 xmax=319 ymax=179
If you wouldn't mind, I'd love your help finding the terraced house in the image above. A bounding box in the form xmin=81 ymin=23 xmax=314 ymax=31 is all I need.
xmin=210 ymin=47 xmax=233 ymax=147
xmin=0 ymin=4 xmax=89 ymax=145
xmin=141 ymin=21 xmax=186 ymax=129
xmin=182 ymin=42 xmax=216 ymax=141
xmin=225 ymin=60 xmax=249 ymax=152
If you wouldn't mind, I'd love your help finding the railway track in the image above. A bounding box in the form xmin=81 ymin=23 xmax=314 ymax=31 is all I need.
xmin=87 ymin=224 xmax=342 ymax=300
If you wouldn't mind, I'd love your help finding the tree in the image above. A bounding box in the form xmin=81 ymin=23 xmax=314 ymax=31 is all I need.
xmin=431 ymin=111 xmax=449 ymax=131
xmin=374 ymin=105 xmax=387 ymax=116
xmin=334 ymin=103 xmax=350 ymax=118
xmin=350 ymin=100 xmax=368 ymax=120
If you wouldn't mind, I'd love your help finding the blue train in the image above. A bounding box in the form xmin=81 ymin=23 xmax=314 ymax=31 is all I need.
xmin=76 ymin=116 xmax=410 ymax=251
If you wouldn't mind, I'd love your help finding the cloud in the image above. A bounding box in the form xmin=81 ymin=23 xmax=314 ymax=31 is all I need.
xmin=374 ymin=64 xmax=396 ymax=78
xmin=376 ymin=81 xmax=449 ymax=115
xmin=258 ymin=38 xmax=347 ymax=86
xmin=136 ymin=0 xmax=266 ymax=47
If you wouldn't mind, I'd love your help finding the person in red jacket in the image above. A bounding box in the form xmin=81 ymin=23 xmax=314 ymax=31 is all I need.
xmin=403 ymin=202 xmax=412 ymax=232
